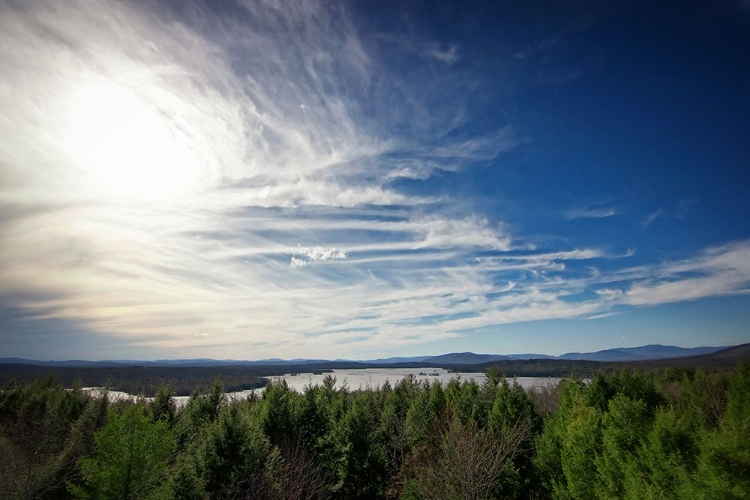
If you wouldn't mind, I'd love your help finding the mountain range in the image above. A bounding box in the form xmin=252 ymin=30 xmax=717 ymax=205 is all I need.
xmin=0 ymin=344 xmax=731 ymax=367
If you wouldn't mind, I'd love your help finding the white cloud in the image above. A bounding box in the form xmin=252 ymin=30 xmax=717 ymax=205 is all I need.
xmin=566 ymin=206 xmax=618 ymax=219
xmin=585 ymin=312 xmax=619 ymax=320
xmin=291 ymin=246 xmax=347 ymax=267
xmin=414 ymin=217 xmax=512 ymax=250
xmin=300 ymin=247 xmax=348 ymax=261
xmin=641 ymin=209 xmax=665 ymax=227
xmin=0 ymin=0 xmax=746 ymax=360
xmin=595 ymin=288 xmax=624 ymax=300
xmin=290 ymin=257 xmax=308 ymax=268
xmin=428 ymin=44 xmax=460 ymax=64
xmin=0 ymin=0 xmax=525 ymax=358
xmin=621 ymin=241 xmax=750 ymax=306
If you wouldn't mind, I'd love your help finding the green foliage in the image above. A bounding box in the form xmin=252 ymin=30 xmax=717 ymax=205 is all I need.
xmin=624 ymin=408 xmax=697 ymax=499
xmin=69 ymin=404 xmax=175 ymax=500
xmin=3 ymin=364 xmax=750 ymax=500
xmin=662 ymin=368 xmax=729 ymax=429
xmin=167 ymin=450 xmax=206 ymax=500
xmin=688 ymin=364 xmax=750 ymax=499
xmin=595 ymin=394 xmax=649 ymax=498
xmin=723 ymin=363 xmax=750 ymax=435
xmin=298 ymin=384 xmax=330 ymax=452
xmin=559 ymin=396 xmax=602 ymax=499
xmin=445 ymin=378 xmax=487 ymax=426
xmin=533 ymin=376 xmax=587 ymax=497
xmin=63 ymin=390 xmax=110 ymax=488
xmin=176 ymin=378 xmax=226 ymax=445
xmin=488 ymin=379 xmax=539 ymax=436
xmin=331 ymin=392 xmax=387 ymax=499
xmin=261 ymin=379 xmax=299 ymax=447
xmin=197 ymin=402 xmax=277 ymax=499
xmin=150 ymin=384 xmax=177 ymax=426
xmin=380 ymin=376 xmax=421 ymax=469
xmin=588 ymin=369 xmax=664 ymax=414
xmin=404 ymin=381 xmax=444 ymax=452
xmin=533 ymin=366 xmax=750 ymax=500
xmin=0 ymin=376 xmax=94 ymax=499
xmin=487 ymin=379 xmax=539 ymax=499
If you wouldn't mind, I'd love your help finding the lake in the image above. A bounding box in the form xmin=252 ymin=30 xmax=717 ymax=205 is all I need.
xmin=264 ymin=367 xmax=560 ymax=392
xmin=83 ymin=368 xmax=562 ymax=407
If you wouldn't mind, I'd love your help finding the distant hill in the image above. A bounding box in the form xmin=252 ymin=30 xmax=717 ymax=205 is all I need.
xmin=0 ymin=357 xmax=336 ymax=368
xmin=149 ymin=358 xmax=332 ymax=367
xmin=422 ymin=352 xmax=510 ymax=364
xmin=702 ymin=343 xmax=750 ymax=360
xmin=2 ymin=345 xmax=747 ymax=388
xmin=364 ymin=356 xmax=429 ymax=364
xmin=0 ymin=358 xmax=122 ymax=368
xmin=505 ymin=353 xmax=557 ymax=360
xmin=559 ymin=344 xmax=728 ymax=362
xmin=0 ymin=344 xmax=736 ymax=368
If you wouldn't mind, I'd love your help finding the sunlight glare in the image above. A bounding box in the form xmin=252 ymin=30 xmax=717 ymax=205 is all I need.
xmin=66 ymin=80 xmax=197 ymax=201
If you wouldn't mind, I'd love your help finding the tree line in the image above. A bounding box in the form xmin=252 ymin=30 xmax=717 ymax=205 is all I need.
xmin=1 ymin=364 xmax=748 ymax=499
xmin=0 ymin=365 xmax=269 ymax=397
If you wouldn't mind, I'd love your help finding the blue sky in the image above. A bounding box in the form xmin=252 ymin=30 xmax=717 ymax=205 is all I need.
xmin=1 ymin=0 xmax=749 ymax=360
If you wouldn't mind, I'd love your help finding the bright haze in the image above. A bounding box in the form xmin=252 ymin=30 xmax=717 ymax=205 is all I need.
xmin=1 ymin=0 xmax=749 ymax=361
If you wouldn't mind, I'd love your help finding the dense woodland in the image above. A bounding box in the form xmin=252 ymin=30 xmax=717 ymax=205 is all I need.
xmin=0 ymin=365 xmax=271 ymax=397
xmin=1 ymin=364 xmax=749 ymax=499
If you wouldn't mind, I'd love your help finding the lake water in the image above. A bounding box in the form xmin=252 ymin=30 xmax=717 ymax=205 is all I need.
xmin=264 ymin=367 xmax=560 ymax=393
xmin=83 ymin=368 xmax=562 ymax=407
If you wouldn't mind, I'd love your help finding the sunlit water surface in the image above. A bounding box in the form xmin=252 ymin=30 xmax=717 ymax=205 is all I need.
xmin=83 ymin=368 xmax=562 ymax=407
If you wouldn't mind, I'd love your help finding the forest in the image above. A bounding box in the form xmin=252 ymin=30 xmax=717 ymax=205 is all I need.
xmin=0 ymin=364 xmax=271 ymax=397
xmin=1 ymin=364 xmax=749 ymax=499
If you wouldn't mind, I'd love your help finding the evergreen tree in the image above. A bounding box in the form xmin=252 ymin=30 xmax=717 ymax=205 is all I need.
xmin=69 ymin=405 xmax=175 ymax=500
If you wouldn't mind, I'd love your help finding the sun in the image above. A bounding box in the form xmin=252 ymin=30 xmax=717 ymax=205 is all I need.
xmin=66 ymin=79 xmax=197 ymax=202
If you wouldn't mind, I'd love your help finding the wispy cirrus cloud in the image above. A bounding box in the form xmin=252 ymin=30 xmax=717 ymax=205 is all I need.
xmin=0 ymin=0 xmax=746 ymax=360
xmin=619 ymin=241 xmax=750 ymax=306
xmin=0 ymin=0 xmax=523 ymax=358
xmin=566 ymin=205 xmax=618 ymax=219
xmin=427 ymin=44 xmax=461 ymax=64
xmin=641 ymin=199 xmax=698 ymax=227
xmin=641 ymin=209 xmax=665 ymax=227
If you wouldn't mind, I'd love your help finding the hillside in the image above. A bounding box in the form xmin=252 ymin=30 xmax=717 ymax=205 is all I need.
xmin=422 ymin=352 xmax=510 ymax=364
xmin=559 ymin=344 xmax=728 ymax=361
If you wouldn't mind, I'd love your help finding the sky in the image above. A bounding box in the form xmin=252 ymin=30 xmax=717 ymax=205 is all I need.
xmin=1 ymin=0 xmax=750 ymax=361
